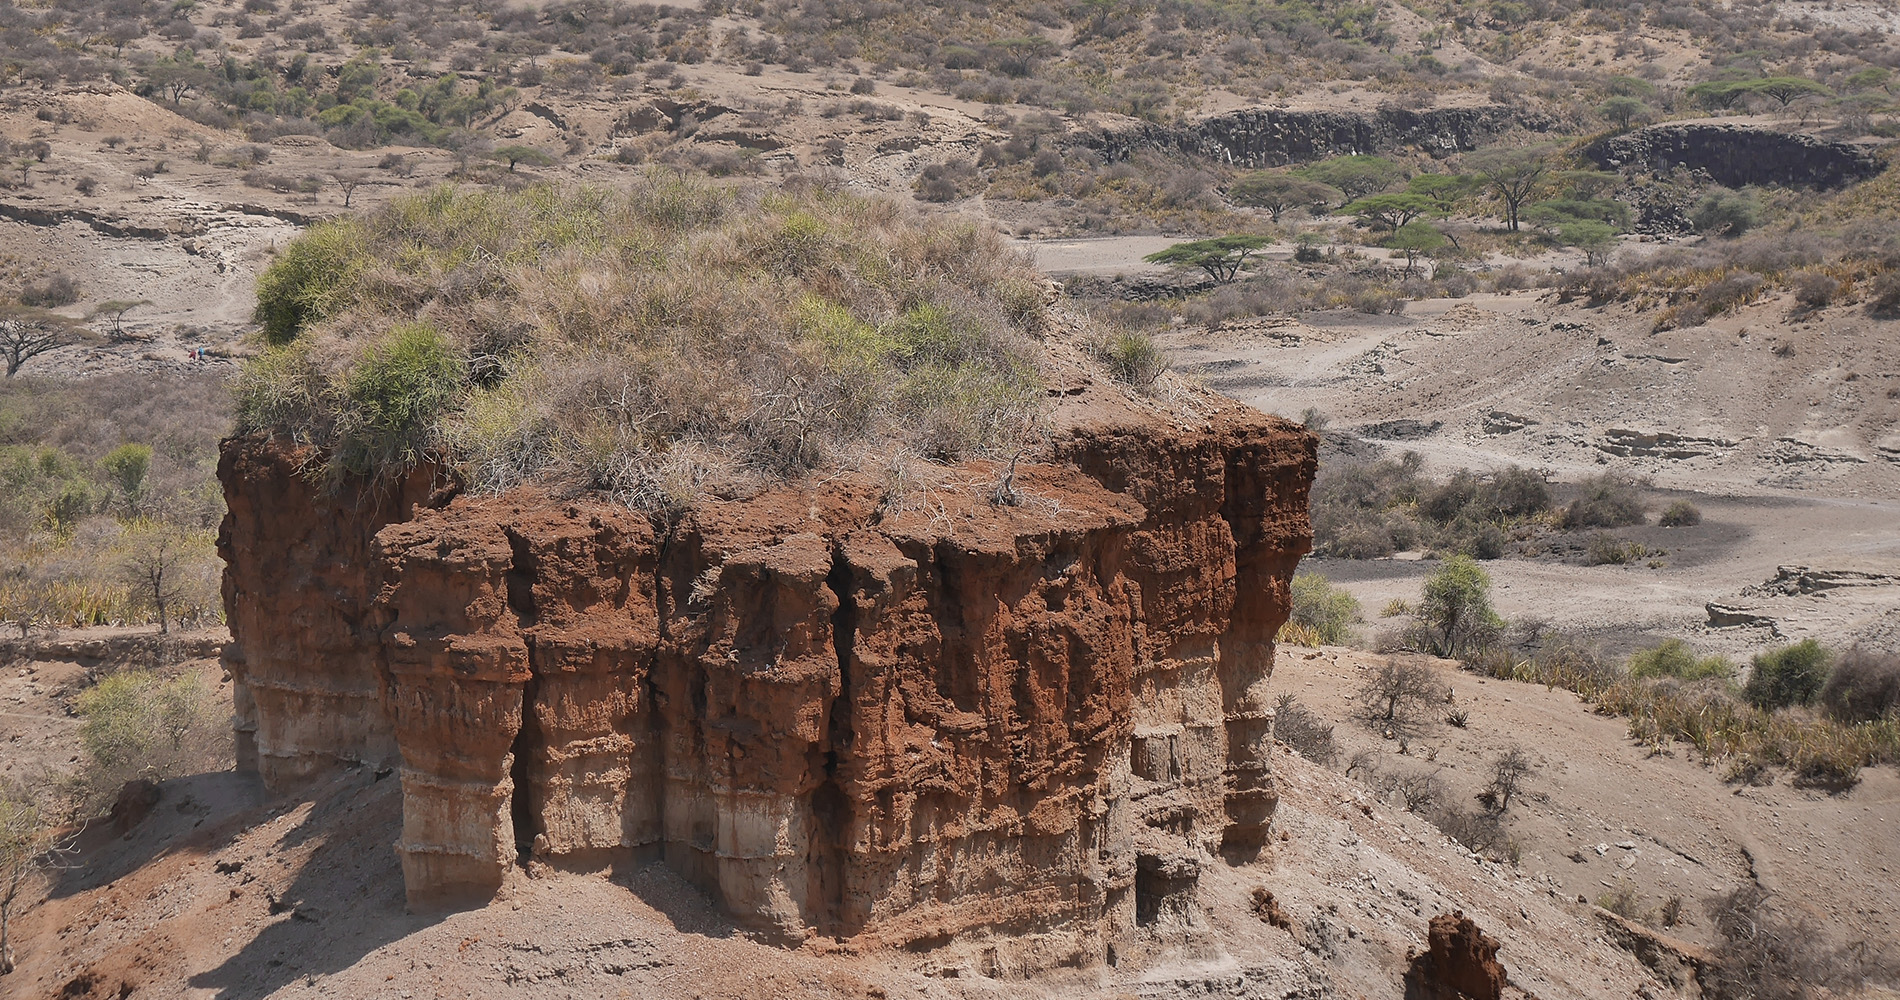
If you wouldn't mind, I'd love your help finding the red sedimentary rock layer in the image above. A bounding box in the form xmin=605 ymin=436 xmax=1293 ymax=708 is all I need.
xmin=217 ymin=401 xmax=1314 ymax=969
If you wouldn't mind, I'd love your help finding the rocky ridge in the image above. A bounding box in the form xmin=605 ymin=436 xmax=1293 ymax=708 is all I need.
xmin=1085 ymin=105 xmax=1557 ymax=167
xmin=1585 ymin=122 xmax=1886 ymax=190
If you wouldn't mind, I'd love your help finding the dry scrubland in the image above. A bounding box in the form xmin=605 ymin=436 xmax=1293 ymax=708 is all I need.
xmin=2 ymin=0 xmax=1900 ymax=993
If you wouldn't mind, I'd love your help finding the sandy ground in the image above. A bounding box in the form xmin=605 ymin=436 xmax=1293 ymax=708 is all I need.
xmin=1138 ymin=275 xmax=1900 ymax=661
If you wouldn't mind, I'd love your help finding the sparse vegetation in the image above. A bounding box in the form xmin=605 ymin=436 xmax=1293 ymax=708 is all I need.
xmin=1273 ymin=693 xmax=1337 ymax=765
xmin=1283 ymin=571 xmax=1360 ymax=646
xmin=1745 ymin=640 xmax=1831 ymax=711
xmin=0 ymin=375 xmax=227 ymax=633
xmin=1703 ymin=886 xmax=1898 ymax=1000
xmin=1467 ymin=636 xmax=1900 ymax=789
xmin=1658 ymin=500 xmax=1702 ymax=527
xmin=1628 ymin=639 xmax=1734 ymax=682
xmin=1820 ymin=648 xmax=1900 ymax=723
xmin=1413 ymin=556 xmax=1505 ymax=658
xmin=1309 ymin=456 xmax=1552 ymax=561
xmin=240 ymin=180 xmax=1061 ymax=503
xmin=1563 ymin=472 xmax=1647 ymax=529
xmin=1354 ymin=659 xmax=1451 ymax=734
xmin=75 ymin=669 xmax=227 ymax=801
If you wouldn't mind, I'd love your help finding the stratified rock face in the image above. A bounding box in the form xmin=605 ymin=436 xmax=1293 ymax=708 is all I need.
xmin=218 ymin=404 xmax=1314 ymax=968
xmin=1085 ymin=105 xmax=1556 ymax=167
xmin=1585 ymin=123 xmax=1885 ymax=190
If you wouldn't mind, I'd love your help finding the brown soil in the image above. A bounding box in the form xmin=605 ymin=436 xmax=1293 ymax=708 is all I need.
xmin=7 ymin=633 xmax=1895 ymax=998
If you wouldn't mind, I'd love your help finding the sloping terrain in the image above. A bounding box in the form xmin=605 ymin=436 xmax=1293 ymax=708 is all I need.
xmin=7 ymin=634 xmax=1896 ymax=999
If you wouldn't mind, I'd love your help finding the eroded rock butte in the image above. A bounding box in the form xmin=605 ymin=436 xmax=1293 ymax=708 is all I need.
xmin=217 ymin=394 xmax=1315 ymax=970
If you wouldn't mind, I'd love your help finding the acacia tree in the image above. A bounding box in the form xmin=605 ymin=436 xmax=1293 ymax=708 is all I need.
xmin=1346 ymin=192 xmax=1437 ymax=230
xmin=1386 ymin=222 xmax=1447 ymax=277
xmin=1296 ymin=154 xmax=1404 ymax=203
xmin=492 ymin=144 xmax=553 ymax=171
xmin=1468 ymin=147 xmax=1552 ymax=232
xmin=1598 ymin=95 xmax=1650 ymax=131
xmin=1144 ymin=235 xmax=1270 ymax=283
xmin=1229 ymin=171 xmax=1340 ymax=222
xmin=1562 ymin=220 xmax=1618 ymax=266
xmin=0 ymin=307 xmax=80 ymax=376
xmin=90 ymin=300 xmax=149 ymax=339
xmin=1752 ymin=76 xmax=1830 ymax=108
xmin=121 ymin=524 xmax=188 ymax=633
xmin=331 ymin=170 xmax=369 ymax=207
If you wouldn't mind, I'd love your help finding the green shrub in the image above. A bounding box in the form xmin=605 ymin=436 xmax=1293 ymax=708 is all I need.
xmin=1745 ymin=640 xmax=1831 ymax=710
xmin=250 ymin=219 xmax=369 ymax=344
xmin=1627 ymin=639 xmax=1734 ymax=681
xmin=1100 ymin=329 xmax=1166 ymax=386
xmin=334 ymin=323 xmax=466 ymax=477
xmin=1690 ymin=189 xmax=1762 ymax=238
xmin=1416 ymin=555 xmax=1504 ymax=657
xmin=1287 ymin=571 xmax=1360 ymax=645
xmin=1586 ymin=532 xmax=1649 ymax=565
xmin=76 ymin=669 xmax=229 ymax=802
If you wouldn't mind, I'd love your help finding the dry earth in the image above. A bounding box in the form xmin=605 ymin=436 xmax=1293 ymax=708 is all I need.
xmin=5 ymin=632 xmax=1896 ymax=998
xmin=1148 ymin=276 xmax=1900 ymax=660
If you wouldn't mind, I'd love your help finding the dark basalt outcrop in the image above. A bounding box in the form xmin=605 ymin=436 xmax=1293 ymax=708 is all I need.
xmin=217 ymin=389 xmax=1316 ymax=971
xmin=1586 ymin=123 xmax=1885 ymax=190
xmin=1083 ymin=105 xmax=1555 ymax=166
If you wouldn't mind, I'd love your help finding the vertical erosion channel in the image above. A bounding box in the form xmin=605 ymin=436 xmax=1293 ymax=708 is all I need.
xmin=811 ymin=543 xmax=858 ymax=937
xmin=503 ymin=528 xmax=541 ymax=865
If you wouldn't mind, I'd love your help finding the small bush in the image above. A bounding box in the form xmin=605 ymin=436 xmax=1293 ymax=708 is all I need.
xmin=1691 ymin=188 xmax=1761 ymax=238
xmin=1273 ymin=693 xmax=1337 ymax=765
xmin=1476 ymin=745 xmax=1533 ymax=813
xmin=1433 ymin=806 xmax=1508 ymax=857
xmin=1820 ymin=647 xmax=1900 ymax=722
xmin=1598 ymin=884 xmax=1642 ymax=919
xmin=1627 ymin=639 xmax=1734 ymax=681
xmin=1869 ymin=272 xmax=1900 ymax=317
xmin=1286 ymin=571 xmax=1360 ymax=645
xmin=76 ymin=669 xmax=230 ymax=805
xmin=1355 ymin=658 xmax=1451 ymax=733
xmin=1563 ymin=471 xmax=1646 ymax=528
xmin=1703 ymin=886 xmax=1894 ymax=1000
xmin=1386 ymin=768 xmax=1447 ymax=812
xmin=18 ymin=273 xmax=79 ymax=308
xmin=331 ymin=323 xmax=466 ymax=478
xmin=1414 ymin=555 xmax=1504 ymax=658
xmin=1099 ymin=329 xmax=1166 ymax=386
xmin=1658 ymin=500 xmax=1702 ymax=526
xmin=1790 ymin=270 xmax=1839 ymax=309
xmin=1585 ymin=532 xmax=1649 ymax=566
xmin=1745 ymin=639 xmax=1831 ymax=711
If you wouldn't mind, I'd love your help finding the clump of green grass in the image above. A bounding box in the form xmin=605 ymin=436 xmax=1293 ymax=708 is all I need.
xmin=1280 ymin=571 xmax=1360 ymax=646
xmin=238 ymin=177 xmax=1058 ymax=504
xmin=1627 ymin=638 xmax=1734 ymax=681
